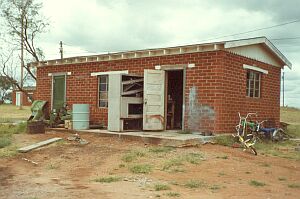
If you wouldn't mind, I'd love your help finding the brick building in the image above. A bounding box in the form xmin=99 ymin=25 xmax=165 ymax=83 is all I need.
xmin=12 ymin=86 xmax=36 ymax=106
xmin=32 ymin=37 xmax=291 ymax=133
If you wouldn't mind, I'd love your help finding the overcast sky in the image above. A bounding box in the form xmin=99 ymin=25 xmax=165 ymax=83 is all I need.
xmin=37 ymin=0 xmax=300 ymax=108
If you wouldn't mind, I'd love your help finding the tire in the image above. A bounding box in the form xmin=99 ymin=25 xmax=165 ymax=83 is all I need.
xmin=273 ymin=128 xmax=289 ymax=142
xmin=249 ymin=146 xmax=257 ymax=155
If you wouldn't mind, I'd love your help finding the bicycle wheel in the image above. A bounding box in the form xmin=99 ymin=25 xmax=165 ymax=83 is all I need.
xmin=273 ymin=128 xmax=289 ymax=142
xmin=249 ymin=146 xmax=257 ymax=155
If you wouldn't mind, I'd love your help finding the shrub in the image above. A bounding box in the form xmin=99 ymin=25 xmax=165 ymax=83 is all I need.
xmin=130 ymin=164 xmax=152 ymax=174
xmin=249 ymin=180 xmax=266 ymax=187
xmin=94 ymin=176 xmax=122 ymax=183
xmin=154 ymin=183 xmax=171 ymax=191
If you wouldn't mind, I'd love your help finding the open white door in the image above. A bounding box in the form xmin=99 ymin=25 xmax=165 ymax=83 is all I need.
xmin=143 ymin=69 xmax=165 ymax=130
xmin=16 ymin=92 xmax=21 ymax=106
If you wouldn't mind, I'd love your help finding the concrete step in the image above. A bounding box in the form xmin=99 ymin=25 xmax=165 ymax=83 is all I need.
xmin=18 ymin=137 xmax=62 ymax=153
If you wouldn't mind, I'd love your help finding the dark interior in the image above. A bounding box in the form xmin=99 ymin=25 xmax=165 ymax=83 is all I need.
xmin=166 ymin=70 xmax=183 ymax=130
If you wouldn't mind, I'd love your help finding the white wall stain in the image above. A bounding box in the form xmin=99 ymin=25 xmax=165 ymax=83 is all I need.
xmin=187 ymin=86 xmax=215 ymax=132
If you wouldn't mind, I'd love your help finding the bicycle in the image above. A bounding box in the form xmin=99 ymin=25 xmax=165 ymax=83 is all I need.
xmin=233 ymin=113 xmax=258 ymax=155
xmin=253 ymin=120 xmax=290 ymax=142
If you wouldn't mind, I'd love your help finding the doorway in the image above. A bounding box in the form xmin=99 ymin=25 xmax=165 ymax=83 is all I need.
xmin=165 ymin=70 xmax=183 ymax=130
xmin=16 ymin=92 xmax=21 ymax=106
xmin=52 ymin=75 xmax=66 ymax=110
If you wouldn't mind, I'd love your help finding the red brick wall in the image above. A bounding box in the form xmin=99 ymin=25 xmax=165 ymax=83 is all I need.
xmin=35 ymin=50 xmax=281 ymax=133
xmin=12 ymin=90 xmax=35 ymax=106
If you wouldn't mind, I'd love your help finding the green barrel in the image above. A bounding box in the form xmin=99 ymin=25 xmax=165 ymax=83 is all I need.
xmin=72 ymin=104 xmax=90 ymax=130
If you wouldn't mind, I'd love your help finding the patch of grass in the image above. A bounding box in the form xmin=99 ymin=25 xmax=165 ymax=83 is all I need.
xmin=94 ymin=176 xmax=122 ymax=183
xmin=249 ymin=180 xmax=266 ymax=187
xmin=255 ymin=141 xmax=300 ymax=160
xmin=288 ymin=183 xmax=300 ymax=188
xmin=210 ymin=184 xmax=221 ymax=190
xmin=184 ymin=152 xmax=204 ymax=164
xmin=149 ymin=146 xmax=174 ymax=153
xmin=0 ymin=145 xmax=18 ymax=158
xmin=121 ymin=150 xmax=146 ymax=162
xmin=165 ymin=192 xmax=180 ymax=197
xmin=130 ymin=164 xmax=152 ymax=174
xmin=154 ymin=183 xmax=171 ymax=191
xmin=278 ymin=177 xmax=287 ymax=181
xmin=162 ymin=158 xmax=184 ymax=171
xmin=214 ymin=135 xmax=235 ymax=146
xmin=119 ymin=164 xmax=125 ymax=168
xmin=47 ymin=164 xmax=59 ymax=170
xmin=0 ymin=136 xmax=11 ymax=148
xmin=184 ymin=180 xmax=206 ymax=189
xmin=0 ymin=104 xmax=31 ymax=123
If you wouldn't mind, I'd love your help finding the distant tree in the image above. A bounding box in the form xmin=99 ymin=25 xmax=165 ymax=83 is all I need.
xmin=0 ymin=75 xmax=13 ymax=103
xmin=0 ymin=0 xmax=48 ymax=103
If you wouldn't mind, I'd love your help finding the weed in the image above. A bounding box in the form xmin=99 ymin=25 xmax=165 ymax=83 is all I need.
xmin=184 ymin=180 xmax=206 ymax=189
xmin=288 ymin=183 xmax=300 ymax=188
xmin=245 ymin=171 xmax=251 ymax=174
xmin=162 ymin=158 xmax=183 ymax=171
xmin=184 ymin=152 xmax=204 ymax=164
xmin=47 ymin=164 xmax=59 ymax=170
xmin=130 ymin=164 xmax=152 ymax=174
xmin=213 ymin=135 xmax=234 ymax=147
xmin=278 ymin=177 xmax=287 ymax=181
xmin=166 ymin=192 xmax=180 ymax=197
xmin=218 ymin=172 xmax=225 ymax=176
xmin=94 ymin=176 xmax=122 ymax=183
xmin=149 ymin=146 xmax=174 ymax=153
xmin=118 ymin=164 xmax=125 ymax=168
xmin=121 ymin=150 xmax=145 ymax=162
xmin=154 ymin=183 xmax=171 ymax=191
xmin=249 ymin=180 xmax=266 ymax=187
xmin=210 ymin=184 xmax=221 ymax=190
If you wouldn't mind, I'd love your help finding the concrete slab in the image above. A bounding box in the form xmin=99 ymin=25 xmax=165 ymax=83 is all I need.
xmin=18 ymin=137 xmax=62 ymax=153
xmin=78 ymin=129 xmax=214 ymax=147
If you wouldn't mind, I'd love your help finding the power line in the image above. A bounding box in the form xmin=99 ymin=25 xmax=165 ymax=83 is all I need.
xmin=199 ymin=19 xmax=300 ymax=42
xmin=270 ymin=36 xmax=300 ymax=41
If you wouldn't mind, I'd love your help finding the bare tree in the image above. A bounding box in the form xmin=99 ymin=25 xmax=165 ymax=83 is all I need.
xmin=0 ymin=0 xmax=48 ymax=96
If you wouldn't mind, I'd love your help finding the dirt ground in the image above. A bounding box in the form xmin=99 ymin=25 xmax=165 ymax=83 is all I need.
xmin=0 ymin=131 xmax=299 ymax=199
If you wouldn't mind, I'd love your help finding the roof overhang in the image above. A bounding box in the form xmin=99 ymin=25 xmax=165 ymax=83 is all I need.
xmin=30 ymin=37 xmax=291 ymax=69
xmin=224 ymin=37 xmax=292 ymax=69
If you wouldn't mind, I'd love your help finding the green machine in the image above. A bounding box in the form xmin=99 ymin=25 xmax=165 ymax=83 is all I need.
xmin=28 ymin=100 xmax=48 ymax=121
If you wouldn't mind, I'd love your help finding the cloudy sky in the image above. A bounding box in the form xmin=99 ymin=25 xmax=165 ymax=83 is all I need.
xmin=36 ymin=0 xmax=300 ymax=108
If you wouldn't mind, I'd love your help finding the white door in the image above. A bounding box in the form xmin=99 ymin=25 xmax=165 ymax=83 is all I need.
xmin=16 ymin=92 xmax=21 ymax=106
xmin=143 ymin=69 xmax=165 ymax=130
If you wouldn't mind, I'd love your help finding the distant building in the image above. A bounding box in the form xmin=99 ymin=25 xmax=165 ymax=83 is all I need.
xmin=12 ymin=86 xmax=36 ymax=106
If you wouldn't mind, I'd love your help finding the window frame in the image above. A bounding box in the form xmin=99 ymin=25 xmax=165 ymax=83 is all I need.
xmin=98 ymin=75 xmax=109 ymax=108
xmin=246 ymin=70 xmax=261 ymax=98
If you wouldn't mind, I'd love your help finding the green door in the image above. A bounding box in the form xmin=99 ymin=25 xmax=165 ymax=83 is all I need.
xmin=53 ymin=75 xmax=66 ymax=110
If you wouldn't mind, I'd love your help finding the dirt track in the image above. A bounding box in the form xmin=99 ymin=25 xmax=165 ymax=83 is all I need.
xmin=0 ymin=131 xmax=299 ymax=199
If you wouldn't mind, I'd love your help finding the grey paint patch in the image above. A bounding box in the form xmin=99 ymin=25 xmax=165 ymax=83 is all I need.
xmin=187 ymin=86 xmax=215 ymax=131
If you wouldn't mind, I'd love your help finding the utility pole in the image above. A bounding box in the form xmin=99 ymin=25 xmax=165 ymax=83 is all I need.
xmin=282 ymin=71 xmax=285 ymax=107
xmin=59 ymin=41 xmax=63 ymax=59
xmin=19 ymin=7 xmax=25 ymax=110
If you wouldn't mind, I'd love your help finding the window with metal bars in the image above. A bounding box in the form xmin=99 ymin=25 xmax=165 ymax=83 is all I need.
xmin=98 ymin=75 xmax=108 ymax=107
xmin=246 ymin=71 xmax=261 ymax=98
